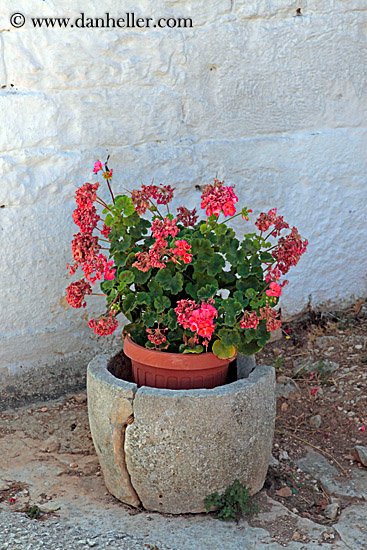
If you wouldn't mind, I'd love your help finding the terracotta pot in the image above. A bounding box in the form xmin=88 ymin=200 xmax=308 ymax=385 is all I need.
xmin=123 ymin=335 xmax=235 ymax=390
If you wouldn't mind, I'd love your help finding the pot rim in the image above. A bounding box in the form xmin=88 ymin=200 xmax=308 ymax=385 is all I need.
xmin=123 ymin=335 xmax=237 ymax=371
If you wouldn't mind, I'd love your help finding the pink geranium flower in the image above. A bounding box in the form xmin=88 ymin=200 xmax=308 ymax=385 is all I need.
xmin=266 ymin=282 xmax=282 ymax=297
xmin=93 ymin=160 xmax=103 ymax=173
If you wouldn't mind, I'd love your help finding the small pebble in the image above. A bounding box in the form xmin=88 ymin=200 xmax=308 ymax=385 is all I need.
xmin=74 ymin=393 xmax=87 ymax=404
xmin=279 ymin=450 xmax=289 ymax=461
xmin=355 ymin=345 xmax=362 ymax=350
xmin=310 ymin=414 xmax=322 ymax=428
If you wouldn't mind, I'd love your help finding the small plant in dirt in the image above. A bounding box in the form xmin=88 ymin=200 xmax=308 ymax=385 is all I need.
xmin=204 ymin=480 xmax=259 ymax=522
xmin=271 ymin=355 xmax=284 ymax=373
xmin=65 ymin=160 xmax=308 ymax=359
xmin=303 ymin=359 xmax=335 ymax=385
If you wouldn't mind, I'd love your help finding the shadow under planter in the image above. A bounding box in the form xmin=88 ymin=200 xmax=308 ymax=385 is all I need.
xmin=87 ymin=352 xmax=276 ymax=514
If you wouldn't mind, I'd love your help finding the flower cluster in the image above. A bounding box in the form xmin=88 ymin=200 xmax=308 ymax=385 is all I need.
xmin=240 ymin=306 xmax=281 ymax=333
xmin=240 ymin=310 xmax=259 ymax=330
xmin=174 ymin=299 xmax=199 ymax=329
xmin=133 ymin=217 xmax=180 ymax=272
xmin=82 ymin=254 xmax=116 ymax=284
xmin=172 ymin=239 xmax=192 ymax=264
xmin=147 ymin=327 xmax=167 ymax=347
xmin=259 ymin=306 xmax=282 ymax=332
xmin=272 ymin=227 xmax=308 ymax=275
xmin=68 ymin=232 xmax=100 ymax=275
xmin=200 ymin=178 xmax=239 ymax=217
xmin=73 ymin=182 xmax=100 ymax=234
xmin=66 ymin=167 xmax=119 ymax=335
xmin=176 ymin=206 xmax=198 ymax=227
xmin=131 ymin=184 xmax=174 ymax=215
xmin=255 ymin=208 xmax=277 ymax=232
xmin=89 ymin=312 xmax=118 ymax=336
xmin=175 ymin=299 xmax=218 ymax=343
xmin=66 ymin=280 xmax=92 ymax=308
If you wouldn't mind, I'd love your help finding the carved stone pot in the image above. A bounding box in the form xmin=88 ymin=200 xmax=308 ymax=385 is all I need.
xmin=87 ymin=351 xmax=275 ymax=514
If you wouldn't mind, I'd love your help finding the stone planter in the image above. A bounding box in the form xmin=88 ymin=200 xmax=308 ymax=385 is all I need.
xmin=87 ymin=352 xmax=276 ymax=514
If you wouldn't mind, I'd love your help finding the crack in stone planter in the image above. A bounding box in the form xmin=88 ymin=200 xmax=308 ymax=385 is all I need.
xmin=87 ymin=352 xmax=276 ymax=514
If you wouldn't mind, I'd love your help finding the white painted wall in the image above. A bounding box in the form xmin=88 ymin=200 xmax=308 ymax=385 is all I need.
xmin=1 ymin=0 xmax=366 ymax=378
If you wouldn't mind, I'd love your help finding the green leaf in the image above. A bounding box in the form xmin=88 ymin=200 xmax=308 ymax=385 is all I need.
xmin=132 ymin=267 xmax=151 ymax=285
xmin=197 ymin=284 xmax=218 ymax=301
xmin=245 ymin=288 xmax=257 ymax=299
xmin=223 ymin=298 xmax=243 ymax=325
xmin=185 ymin=282 xmax=198 ymax=300
xmin=261 ymin=251 xmax=273 ymax=262
xmin=236 ymin=339 xmax=262 ymax=356
xmin=142 ymin=309 xmax=156 ymax=327
xmin=212 ymin=339 xmax=236 ymax=360
xmin=225 ymin=238 xmax=240 ymax=265
xmin=136 ymin=292 xmax=151 ymax=306
xmin=119 ymin=270 xmax=134 ymax=285
xmin=233 ymin=291 xmax=250 ymax=308
xmin=219 ymin=269 xmax=237 ymax=284
xmin=214 ymin=223 xmax=228 ymax=236
xmin=180 ymin=344 xmax=204 ymax=354
xmin=104 ymin=213 xmax=114 ymax=227
xmin=218 ymin=328 xmax=241 ymax=348
xmin=192 ymin=237 xmax=213 ymax=260
xmin=115 ymin=236 xmax=132 ymax=252
xmin=237 ymin=262 xmax=250 ymax=278
xmin=148 ymin=280 xmax=163 ymax=299
xmin=206 ymin=254 xmax=225 ymax=276
xmin=100 ymin=280 xmax=114 ymax=292
xmin=155 ymin=270 xmax=184 ymax=294
xmin=166 ymin=308 xmax=178 ymax=330
xmin=115 ymin=195 xmax=136 ymax=217
xmin=154 ymin=295 xmax=171 ymax=313
xmin=122 ymin=293 xmax=136 ymax=313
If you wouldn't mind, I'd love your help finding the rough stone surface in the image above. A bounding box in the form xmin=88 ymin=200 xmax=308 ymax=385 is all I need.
xmin=236 ymin=353 xmax=257 ymax=379
xmin=87 ymin=354 xmax=139 ymax=507
xmin=297 ymin=450 xmax=367 ymax=500
xmin=276 ymin=376 xmax=300 ymax=398
xmin=1 ymin=393 xmax=364 ymax=550
xmin=1 ymin=1 xmax=366 ymax=399
xmin=324 ymin=502 xmax=339 ymax=520
xmin=125 ymin=366 xmax=276 ymax=513
xmin=40 ymin=435 xmax=61 ymax=453
xmin=294 ymin=358 xmax=339 ymax=376
xmin=334 ymin=504 xmax=367 ymax=549
xmin=354 ymin=445 xmax=367 ymax=467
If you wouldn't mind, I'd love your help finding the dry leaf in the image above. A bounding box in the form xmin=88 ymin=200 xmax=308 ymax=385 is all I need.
xmin=343 ymin=454 xmax=354 ymax=461
xmin=353 ymin=298 xmax=365 ymax=317
xmin=275 ymin=486 xmax=292 ymax=498
xmin=188 ymin=337 xmax=195 ymax=348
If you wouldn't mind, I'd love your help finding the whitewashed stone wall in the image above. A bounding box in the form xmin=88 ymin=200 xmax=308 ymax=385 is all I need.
xmin=0 ymin=0 xmax=366 ymax=389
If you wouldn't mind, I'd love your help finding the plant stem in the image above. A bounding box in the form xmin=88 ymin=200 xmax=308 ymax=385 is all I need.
xmin=105 ymin=177 xmax=115 ymax=205
xmin=217 ymin=212 xmax=243 ymax=226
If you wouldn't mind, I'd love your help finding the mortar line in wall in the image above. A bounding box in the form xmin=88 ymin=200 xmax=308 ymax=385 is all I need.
xmin=2 ymin=126 xmax=367 ymax=157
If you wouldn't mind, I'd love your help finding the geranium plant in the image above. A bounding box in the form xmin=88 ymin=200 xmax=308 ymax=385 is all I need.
xmin=66 ymin=160 xmax=308 ymax=359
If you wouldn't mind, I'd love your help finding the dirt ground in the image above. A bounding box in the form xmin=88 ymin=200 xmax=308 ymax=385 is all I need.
xmin=254 ymin=301 xmax=367 ymax=529
xmin=0 ymin=302 xmax=366 ymax=547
